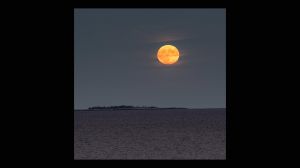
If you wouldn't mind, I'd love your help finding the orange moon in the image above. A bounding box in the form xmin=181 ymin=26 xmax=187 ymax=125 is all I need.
xmin=157 ymin=45 xmax=180 ymax=65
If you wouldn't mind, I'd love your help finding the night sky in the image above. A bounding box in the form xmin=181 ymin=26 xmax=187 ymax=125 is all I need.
xmin=74 ymin=9 xmax=226 ymax=109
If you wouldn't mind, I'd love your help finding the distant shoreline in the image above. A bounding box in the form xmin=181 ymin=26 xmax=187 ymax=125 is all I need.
xmin=74 ymin=107 xmax=226 ymax=111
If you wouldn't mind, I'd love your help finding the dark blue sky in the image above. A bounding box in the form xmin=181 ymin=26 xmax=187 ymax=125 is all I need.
xmin=74 ymin=9 xmax=226 ymax=109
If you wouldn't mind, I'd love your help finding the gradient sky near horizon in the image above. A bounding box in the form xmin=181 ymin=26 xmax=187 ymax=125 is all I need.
xmin=74 ymin=9 xmax=226 ymax=109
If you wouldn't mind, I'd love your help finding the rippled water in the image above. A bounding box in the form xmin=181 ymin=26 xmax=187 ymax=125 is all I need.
xmin=74 ymin=109 xmax=226 ymax=160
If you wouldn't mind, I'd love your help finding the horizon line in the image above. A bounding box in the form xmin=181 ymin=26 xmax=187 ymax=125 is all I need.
xmin=74 ymin=107 xmax=226 ymax=111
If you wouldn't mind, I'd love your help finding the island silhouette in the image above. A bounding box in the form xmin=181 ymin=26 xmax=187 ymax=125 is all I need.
xmin=87 ymin=105 xmax=188 ymax=110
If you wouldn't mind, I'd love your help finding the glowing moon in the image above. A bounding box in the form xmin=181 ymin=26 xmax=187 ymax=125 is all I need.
xmin=157 ymin=45 xmax=180 ymax=65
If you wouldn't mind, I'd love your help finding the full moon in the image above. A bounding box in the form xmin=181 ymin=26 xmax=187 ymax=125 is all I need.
xmin=157 ymin=45 xmax=180 ymax=65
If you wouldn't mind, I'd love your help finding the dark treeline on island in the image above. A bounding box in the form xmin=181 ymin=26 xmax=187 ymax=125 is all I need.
xmin=87 ymin=105 xmax=188 ymax=110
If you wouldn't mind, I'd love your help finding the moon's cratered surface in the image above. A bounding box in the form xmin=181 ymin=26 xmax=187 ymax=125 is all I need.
xmin=157 ymin=45 xmax=180 ymax=65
